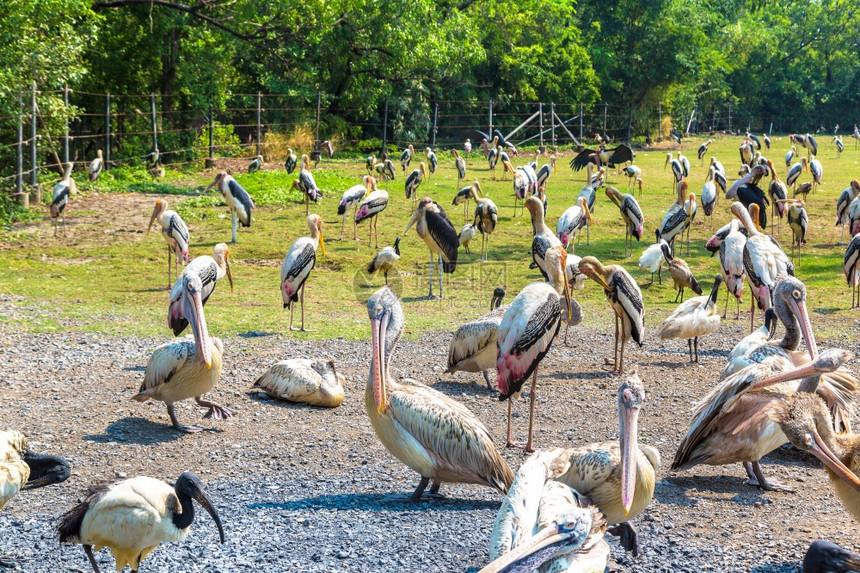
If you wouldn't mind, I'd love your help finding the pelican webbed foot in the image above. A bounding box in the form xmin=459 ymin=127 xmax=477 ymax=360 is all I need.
xmin=167 ymin=405 xmax=204 ymax=433
xmin=744 ymin=461 xmax=795 ymax=492
xmin=196 ymin=399 xmax=237 ymax=420
xmin=608 ymin=522 xmax=641 ymax=557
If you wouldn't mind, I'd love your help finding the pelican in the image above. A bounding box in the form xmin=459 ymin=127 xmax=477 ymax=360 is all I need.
xmin=578 ymin=256 xmax=644 ymax=373
xmin=845 ymin=233 xmax=860 ymax=309
xmin=247 ymin=154 xmax=263 ymax=173
xmin=459 ymin=223 xmax=477 ymax=253
xmin=483 ymin=448 xmax=609 ymax=573
xmin=638 ymin=229 xmax=667 ymax=284
xmin=167 ymin=243 xmax=233 ymax=336
xmin=836 ymin=181 xmax=860 ymax=244
xmin=787 ymin=199 xmax=808 ymax=263
xmin=557 ymin=197 xmax=592 ymax=253
xmin=473 ymin=186 xmax=498 ymax=262
xmin=252 ymin=358 xmax=345 ymax=407
xmin=528 ymin=196 xmax=562 ymax=279
xmin=58 ymin=472 xmax=225 ymax=573
xmin=425 ymin=147 xmax=437 ymax=175
xmin=786 ymin=145 xmax=796 ymax=167
xmin=662 ymin=243 xmax=701 ymax=303
xmin=702 ymin=166 xmax=717 ymax=217
xmin=404 ymin=162 xmax=427 ymax=211
xmin=803 ymin=540 xmax=860 ymax=573
xmin=285 ymin=148 xmax=297 ymax=173
xmin=281 ymin=214 xmax=325 ymax=331
xmin=810 ymin=155 xmax=823 ymax=193
xmin=365 ymin=287 xmax=514 ymax=500
xmin=404 ymin=198 xmax=458 ymax=298
xmin=367 ymin=237 xmax=401 ymax=285
xmin=697 ymin=139 xmax=712 ymax=162
xmin=452 ymin=149 xmax=467 ymax=187
xmin=88 ymin=150 xmax=103 ymax=183
xmin=659 ymin=276 xmax=722 ymax=362
xmin=337 ymin=175 xmax=374 ymax=240
xmin=606 ymin=186 xmax=643 ymax=257
xmin=146 ymin=199 xmax=190 ymax=289
xmin=400 ymin=144 xmax=414 ymax=171
xmin=133 ymin=273 xmax=234 ymax=432
xmin=205 ymin=172 xmax=254 ymax=243
xmin=355 ymin=184 xmax=389 ymax=248
xmin=50 ymin=162 xmax=76 ymax=235
xmin=719 ymin=219 xmax=746 ymax=319
xmin=557 ymin=373 xmax=659 ymax=556
xmin=446 ymin=287 xmax=507 ymax=390
xmin=497 ymin=246 xmax=571 ymax=451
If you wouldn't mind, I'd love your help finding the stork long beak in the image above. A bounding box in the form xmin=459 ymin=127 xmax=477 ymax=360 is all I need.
xmin=503 ymin=160 xmax=515 ymax=175
xmin=789 ymin=295 xmax=819 ymax=360
xmin=318 ymin=225 xmax=326 ymax=258
xmin=225 ymin=252 xmax=234 ymax=292
xmin=184 ymin=280 xmax=212 ymax=368
xmin=370 ymin=311 xmax=390 ymax=414
xmin=605 ymin=188 xmax=621 ymax=208
xmin=808 ymin=429 xmax=860 ymax=492
xmin=205 ymin=174 xmax=219 ymax=191
xmin=582 ymin=200 xmax=592 ymax=225
xmin=190 ymin=482 xmax=226 ymax=543
xmin=750 ymin=349 xmax=851 ymax=391
xmin=403 ymin=209 xmax=421 ymax=235
xmin=476 ymin=519 xmax=587 ymax=573
xmin=584 ymin=268 xmax=611 ymax=293
xmin=146 ymin=203 xmax=160 ymax=235
xmin=620 ymin=400 xmax=639 ymax=514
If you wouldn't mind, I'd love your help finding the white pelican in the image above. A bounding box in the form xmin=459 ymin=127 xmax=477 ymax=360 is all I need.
xmin=527 ymin=196 xmax=562 ymax=279
xmin=718 ymin=219 xmax=746 ymax=319
xmin=844 ymin=233 xmax=860 ymax=309
xmin=365 ymin=287 xmax=514 ymax=500
xmin=285 ymin=148 xmax=297 ymax=174
xmin=578 ymin=256 xmax=644 ymax=373
xmin=446 ymin=287 xmax=507 ymax=390
xmin=167 ymin=243 xmax=233 ymax=336
xmin=281 ymin=214 xmax=325 ymax=331
xmin=252 ymin=358 xmax=345 ymax=407
xmin=58 ymin=472 xmax=224 ymax=573
xmin=836 ymin=180 xmax=860 ymax=244
xmin=403 ymin=198 xmax=458 ymax=298
xmin=50 ymin=162 xmax=76 ymax=235
xmin=404 ymin=162 xmax=427 ymax=211
xmin=133 ymin=273 xmax=234 ymax=432
xmin=205 ymin=172 xmax=254 ymax=243
xmin=557 ymin=197 xmax=592 ymax=253
xmin=400 ymin=144 xmax=414 ymax=171
xmin=337 ymin=175 xmax=374 ymax=240
xmin=659 ymin=276 xmax=722 ymax=362
xmin=661 ymin=243 xmax=701 ymax=303
xmin=557 ymin=373 xmax=659 ymax=556
xmin=482 ymin=448 xmax=609 ymax=573
xmin=88 ymin=150 xmax=103 ymax=183
xmin=497 ymin=246 xmax=571 ymax=451
xmin=638 ymin=229 xmax=667 ymax=284
xmin=367 ymin=237 xmax=401 ymax=285
xmin=355 ymin=183 xmax=389 ymax=248
xmin=606 ymin=186 xmax=643 ymax=257
xmin=146 ymin=199 xmax=190 ymax=289
xmin=473 ymin=186 xmax=498 ymax=262
xmin=247 ymin=154 xmax=263 ymax=173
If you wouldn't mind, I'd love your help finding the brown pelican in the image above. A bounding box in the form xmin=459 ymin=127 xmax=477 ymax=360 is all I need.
xmin=557 ymin=372 xmax=659 ymax=556
xmin=252 ymin=358 xmax=345 ymax=407
xmin=146 ymin=199 xmax=190 ymax=289
xmin=365 ymin=287 xmax=514 ymax=501
xmin=445 ymin=288 xmax=506 ymax=390
xmin=403 ymin=198 xmax=458 ymax=299
xmin=58 ymin=472 xmax=224 ymax=573
xmin=281 ymin=214 xmax=325 ymax=331
xmin=167 ymin=243 xmax=233 ymax=336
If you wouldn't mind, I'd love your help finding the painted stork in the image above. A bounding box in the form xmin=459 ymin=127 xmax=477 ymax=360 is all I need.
xmin=205 ymin=172 xmax=254 ymax=244
xmin=337 ymin=175 xmax=375 ymax=240
xmin=664 ymin=153 xmax=683 ymax=189
xmin=639 ymin=229 xmax=667 ymax=284
xmin=167 ymin=243 xmax=233 ymax=336
xmin=375 ymin=158 xmax=396 ymax=181
xmin=623 ymin=164 xmax=642 ymax=191
xmin=146 ymin=199 xmax=190 ymax=289
xmin=697 ymin=139 xmax=712 ymax=163
xmin=247 ymin=154 xmax=263 ymax=173
xmin=786 ymin=156 xmax=808 ymax=192
xmin=677 ymin=151 xmax=690 ymax=177
xmin=50 ymin=162 xmax=76 ymax=235
xmin=806 ymin=133 xmax=819 ymax=156
xmin=281 ymin=214 xmax=325 ymax=331
xmin=763 ymin=133 xmax=771 ymax=150
xmin=453 ymin=180 xmax=481 ymax=223
xmin=660 ymin=180 xmax=690 ymax=255
xmin=527 ymin=195 xmax=562 ymax=278
xmin=836 ymin=181 xmax=860 ymax=244
xmin=786 ymin=145 xmax=796 ymax=167
xmin=133 ymin=273 xmax=234 ymax=432
xmin=557 ymin=197 xmax=592 ymax=254
xmin=702 ymin=166 xmax=718 ymax=218
xmin=606 ymin=186 xmax=643 ymax=257
xmin=809 ymin=155 xmax=823 ymax=193
xmin=578 ymin=256 xmax=644 ymax=373
xmin=285 ymin=148 xmax=297 ymax=174
xmin=557 ymin=373 xmax=659 ymax=556
xmin=786 ymin=199 xmax=808 ymax=264
xmin=458 ymin=223 xmax=476 ymax=253
xmin=719 ymin=219 xmax=747 ymax=319
xmin=844 ymin=233 xmax=860 ymax=309
xmin=834 ymin=135 xmax=844 ymax=155
xmin=292 ymin=154 xmax=323 ymax=214
xmin=400 ymin=144 xmax=414 ymax=171
xmin=403 ymin=198 xmax=458 ymax=298
xmin=88 ymin=149 xmax=103 ymax=183
xmin=849 ymin=196 xmax=860 ymax=237
xmin=483 ymin=448 xmax=609 ymax=573
xmin=497 ymin=246 xmax=571 ymax=451
xmin=768 ymin=175 xmax=789 ymax=234
xmin=425 ymin=147 xmax=437 ymax=175
xmin=746 ymin=132 xmax=761 ymax=149
xmin=661 ymin=243 xmax=701 ymax=303
xmin=58 ymin=472 xmax=224 ymax=573
xmin=365 ymin=287 xmax=514 ymax=500
xmin=452 ymin=149 xmax=467 ymax=187
xmin=791 ymin=133 xmax=808 ymax=151
xmin=367 ymin=237 xmax=401 ymax=285
xmin=659 ymin=276 xmax=721 ymax=362
xmin=464 ymin=138 xmax=472 ymax=156
xmin=253 ymin=358 xmax=345 ymax=408
xmin=445 ymin=287 xmax=507 ymax=391
xmin=354 ymin=184 xmax=389 ymax=248
xmin=473 ymin=186 xmax=498 ymax=262
xmin=364 ymin=153 xmax=375 ymax=174
xmin=404 ymin=162 xmax=427 ymax=211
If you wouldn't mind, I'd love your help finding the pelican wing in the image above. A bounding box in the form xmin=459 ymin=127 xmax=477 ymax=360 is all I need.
xmin=557 ymin=443 xmax=617 ymax=495
xmin=0 ymin=430 xmax=29 ymax=509
xmin=254 ymin=360 xmax=320 ymax=401
xmin=136 ymin=340 xmax=195 ymax=394
xmin=446 ymin=307 xmax=507 ymax=371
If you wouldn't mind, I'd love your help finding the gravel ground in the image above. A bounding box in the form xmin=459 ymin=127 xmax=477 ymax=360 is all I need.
xmin=1 ymin=295 xmax=858 ymax=572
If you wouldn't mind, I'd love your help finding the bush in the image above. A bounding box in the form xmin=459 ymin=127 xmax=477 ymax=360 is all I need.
xmin=195 ymin=122 xmax=243 ymax=158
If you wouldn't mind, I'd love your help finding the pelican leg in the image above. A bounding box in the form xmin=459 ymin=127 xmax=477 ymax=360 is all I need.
xmin=166 ymin=404 xmax=203 ymax=433
xmin=688 ymin=338 xmax=693 ymax=362
xmin=84 ymin=545 xmax=102 ymax=573
xmin=429 ymin=481 xmax=442 ymax=495
xmin=482 ymin=370 xmax=493 ymax=392
xmin=524 ymin=367 xmax=539 ymax=453
xmin=608 ymin=523 xmax=640 ymax=557
xmin=428 ymin=252 xmax=434 ymax=298
xmin=745 ymin=460 xmax=795 ymax=492
xmin=195 ymin=396 xmax=237 ymax=420
xmin=409 ymin=476 xmax=431 ymax=502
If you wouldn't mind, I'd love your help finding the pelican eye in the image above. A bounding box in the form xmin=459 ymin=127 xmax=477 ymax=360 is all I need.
xmin=792 ymin=289 xmax=801 ymax=300
xmin=804 ymin=434 xmax=813 ymax=448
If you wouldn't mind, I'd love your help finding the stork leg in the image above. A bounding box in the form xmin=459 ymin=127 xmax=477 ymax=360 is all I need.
xmin=353 ymin=206 xmax=358 ymax=240
xmin=166 ymin=404 xmax=203 ymax=433
xmin=438 ymin=254 xmax=444 ymax=299
xmin=694 ymin=336 xmax=699 ymax=362
xmin=83 ymin=545 xmax=102 ymax=573
xmin=428 ymin=252 xmax=435 ymax=298
xmin=505 ymin=399 xmax=523 ymax=448
xmin=723 ymin=286 xmax=729 ymax=319
xmin=374 ymin=215 xmax=380 ymax=248
xmin=749 ymin=287 xmax=756 ymax=333
xmin=299 ymin=282 xmax=307 ymax=331
xmin=482 ymin=370 xmax=493 ymax=392
xmin=745 ymin=460 xmax=795 ymax=492
xmin=524 ymin=367 xmax=539 ymax=453
xmin=339 ymin=213 xmax=346 ymax=241
xmin=839 ymin=223 xmax=845 ymax=245
xmin=736 ymin=293 xmax=741 ymax=320
xmin=167 ymin=245 xmax=172 ymax=290
xmin=608 ymin=523 xmax=641 ymax=557
xmin=619 ymin=331 xmax=627 ymax=373
xmin=384 ymin=270 xmax=389 ymax=286
xmin=564 ymin=323 xmax=570 ymax=345
xmin=305 ymin=193 xmax=309 ymax=216
xmin=289 ymin=298 xmax=295 ymax=330
xmin=586 ymin=220 xmax=590 ymax=245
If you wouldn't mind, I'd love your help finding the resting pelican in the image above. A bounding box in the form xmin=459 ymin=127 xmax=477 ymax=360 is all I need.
xmin=483 ymin=448 xmax=609 ymax=573
xmin=365 ymin=287 xmax=514 ymax=501
xmin=446 ymin=288 xmax=507 ymax=391
xmin=721 ymin=308 xmax=778 ymax=378
xmin=167 ymin=243 xmax=233 ymax=336
xmin=205 ymin=172 xmax=254 ymax=243
xmin=146 ymin=199 xmax=190 ymax=289
xmin=252 ymin=358 xmax=345 ymax=408
xmin=659 ymin=276 xmax=722 ymax=362
xmin=133 ymin=273 xmax=234 ymax=432
xmin=58 ymin=472 xmax=224 ymax=573
xmin=557 ymin=372 xmax=659 ymax=556
xmin=281 ymin=214 xmax=325 ymax=331
xmin=404 ymin=198 xmax=458 ymax=299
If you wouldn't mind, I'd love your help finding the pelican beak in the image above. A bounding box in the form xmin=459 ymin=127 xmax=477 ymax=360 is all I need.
xmin=225 ymin=252 xmax=234 ymax=292
xmin=808 ymin=429 xmax=860 ymax=493
xmin=476 ymin=518 xmax=588 ymax=573
xmin=370 ymin=311 xmax=390 ymax=414
xmin=184 ymin=279 xmax=212 ymax=369
xmin=789 ymin=295 xmax=818 ymax=360
xmin=620 ymin=401 xmax=639 ymax=514
xmin=189 ymin=481 xmax=226 ymax=543
xmin=750 ymin=350 xmax=850 ymax=391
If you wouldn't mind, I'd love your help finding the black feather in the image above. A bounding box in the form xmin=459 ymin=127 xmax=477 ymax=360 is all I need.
xmin=57 ymin=483 xmax=112 ymax=543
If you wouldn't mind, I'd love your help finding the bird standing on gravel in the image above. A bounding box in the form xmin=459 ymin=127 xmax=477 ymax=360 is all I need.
xmin=658 ymin=276 xmax=722 ymax=362
xmin=146 ymin=198 xmax=190 ymax=289
xmin=167 ymin=243 xmax=234 ymax=336
xmin=445 ymin=288 xmax=507 ymax=391
xmin=364 ymin=287 xmax=514 ymax=501
xmin=281 ymin=214 xmax=325 ymax=331
xmin=253 ymin=358 xmax=346 ymax=408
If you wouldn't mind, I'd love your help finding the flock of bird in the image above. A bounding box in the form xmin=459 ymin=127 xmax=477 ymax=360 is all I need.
xmin=9 ymin=126 xmax=860 ymax=571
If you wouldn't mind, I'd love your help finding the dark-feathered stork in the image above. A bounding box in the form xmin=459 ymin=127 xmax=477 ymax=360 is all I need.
xmin=702 ymin=166 xmax=718 ymax=217
xmin=660 ymin=180 xmax=690 ymax=255
xmin=606 ymin=186 xmax=643 ymax=257
xmin=806 ymin=132 xmax=818 ymax=156
xmin=697 ymin=139 xmax=712 ymax=163
xmin=452 ymin=149 xmax=467 ymax=187
xmin=763 ymin=133 xmax=771 ymax=149
xmin=88 ymin=150 xmax=103 ymax=183
xmin=528 ymin=196 xmax=563 ymax=278
xmin=453 ymin=180 xmax=482 ymax=224
xmin=786 ymin=156 xmax=808 ymax=193
xmin=400 ymin=144 xmax=414 ymax=171
xmin=803 ymin=540 xmax=860 ymax=573
xmin=281 ymin=214 xmax=325 ymax=331
xmin=836 ymin=180 xmax=860 ymax=244
xmin=321 ymin=139 xmax=335 ymax=159
xmin=669 ymin=128 xmax=682 ymax=145
xmin=338 ymin=175 xmax=375 ymax=240
xmin=472 ymin=186 xmax=498 ymax=262
xmin=790 ymin=133 xmax=807 ymax=151
xmin=248 ymin=154 xmax=263 ymax=173
xmin=579 ymin=256 xmax=644 ymax=373
xmin=292 ymin=154 xmax=323 ymax=215
xmin=734 ymin=181 xmax=769 ymax=231
xmin=425 ymin=147 xmax=437 ymax=175
xmin=747 ymin=132 xmax=762 ymax=150
xmin=206 ymin=172 xmax=254 ymax=244
xmin=786 ymin=199 xmax=808 ymax=264
xmin=404 ymin=198 xmax=458 ymax=298
xmin=404 ymin=162 xmax=427 ymax=212
xmin=146 ymin=199 xmax=190 ymax=289
xmin=844 ymin=233 xmax=860 ymax=309
xmin=569 ymin=144 xmax=634 ymax=171
xmin=285 ymin=148 xmax=297 ymax=174
xmin=794 ymin=182 xmax=813 ymax=201
xmin=665 ymin=153 xmax=683 ymax=189
xmin=487 ymin=142 xmax=501 ymax=179
xmin=167 ymin=243 xmax=233 ymax=336
xmin=354 ymin=184 xmax=389 ymax=248
xmin=726 ymin=161 xmax=770 ymax=199
xmin=50 ymin=162 xmax=76 ymax=236
xmin=809 ymin=155 xmax=823 ymax=193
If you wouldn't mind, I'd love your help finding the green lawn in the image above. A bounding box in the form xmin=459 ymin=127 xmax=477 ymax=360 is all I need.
xmin=2 ymin=135 xmax=858 ymax=343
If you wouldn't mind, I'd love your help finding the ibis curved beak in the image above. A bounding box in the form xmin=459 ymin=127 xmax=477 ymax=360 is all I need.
xmin=620 ymin=401 xmax=639 ymax=514
xmin=370 ymin=311 xmax=390 ymax=414
xmin=190 ymin=482 xmax=226 ymax=543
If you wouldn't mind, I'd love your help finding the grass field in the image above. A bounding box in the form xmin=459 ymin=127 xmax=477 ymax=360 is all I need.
xmin=1 ymin=135 xmax=859 ymax=343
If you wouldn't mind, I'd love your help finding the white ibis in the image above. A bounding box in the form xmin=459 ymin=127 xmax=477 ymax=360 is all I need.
xmin=281 ymin=214 xmax=325 ymax=331
xmin=527 ymin=195 xmax=562 ymax=278
xmin=844 ymin=233 xmax=860 ymax=309
xmin=133 ymin=273 xmax=234 ymax=432
xmin=50 ymin=162 xmax=76 ymax=235
xmin=167 ymin=243 xmax=233 ymax=336
xmin=146 ymin=199 xmax=190 ymax=289
xmin=452 ymin=149 xmax=467 ymax=187
xmin=400 ymin=144 xmax=414 ymax=171
xmin=662 ymin=243 xmax=702 ymax=303
xmin=285 ymin=148 xmax=297 ymax=173
xmin=659 ymin=276 xmax=722 ymax=362
xmin=472 ymin=186 xmax=498 ymax=262
xmin=786 ymin=199 xmax=808 ymax=264
xmin=446 ymin=287 xmax=507 ymax=390
xmin=719 ymin=219 xmax=747 ymax=319
xmin=365 ymin=287 xmax=514 ymax=500
xmin=252 ymin=358 xmax=345 ymax=407
xmin=205 ymin=172 xmax=254 ymax=243
xmin=404 ymin=162 xmax=427 ymax=211
xmin=837 ymin=181 xmax=860 ymax=244
xmin=578 ymin=255 xmax=644 ymax=373
xmin=404 ymin=197 xmax=458 ymax=298
xmin=702 ymin=166 xmax=717 ymax=217
xmin=354 ymin=184 xmax=389 ymax=248
xmin=556 ymin=197 xmax=592 ymax=254
xmin=88 ymin=150 xmax=103 ymax=183
xmin=638 ymin=229 xmax=667 ymax=284
xmin=809 ymin=155 xmax=823 ymax=193
xmin=366 ymin=237 xmax=401 ymax=285
xmin=337 ymin=175 xmax=374 ymax=240
xmin=786 ymin=145 xmax=796 ymax=167
xmin=497 ymin=246 xmax=571 ymax=451
xmin=606 ymin=186 xmax=643 ymax=257
xmin=247 ymin=154 xmax=263 ymax=173
xmin=58 ymin=472 xmax=225 ymax=573
xmin=425 ymin=147 xmax=437 ymax=175
xmin=697 ymin=139 xmax=712 ymax=163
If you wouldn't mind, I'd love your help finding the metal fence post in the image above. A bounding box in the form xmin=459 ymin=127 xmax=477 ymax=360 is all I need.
xmin=579 ymin=103 xmax=583 ymax=142
xmin=603 ymin=102 xmax=608 ymax=136
xmin=16 ymin=96 xmax=23 ymax=199
xmin=538 ymin=102 xmax=544 ymax=151
xmin=627 ymin=105 xmax=633 ymax=141
xmin=256 ymin=91 xmax=262 ymax=156
xmin=63 ymin=82 xmax=69 ymax=166
xmin=105 ymin=93 xmax=111 ymax=171
xmin=550 ymin=102 xmax=556 ymax=150
xmin=431 ymin=103 xmax=438 ymax=148
xmin=382 ymin=96 xmax=388 ymax=152
xmin=489 ymin=99 xmax=493 ymax=137
xmin=315 ymin=90 xmax=321 ymax=146
xmin=150 ymin=94 xmax=158 ymax=155
xmin=30 ymin=82 xmax=38 ymax=199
